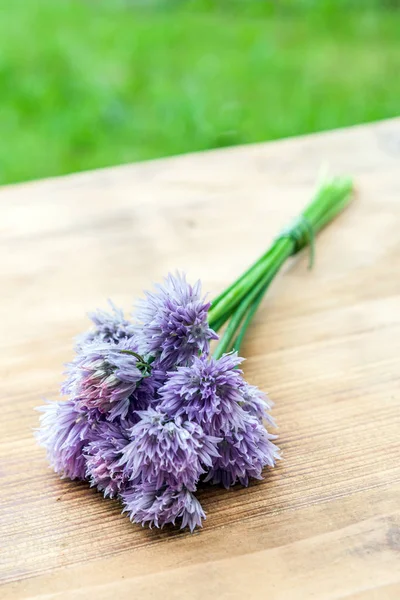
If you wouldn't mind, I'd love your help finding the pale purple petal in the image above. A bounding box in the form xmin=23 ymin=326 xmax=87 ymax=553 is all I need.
xmin=119 ymin=408 xmax=220 ymax=491
xmin=204 ymin=414 xmax=280 ymax=488
xmin=36 ymin=399 xmax=102 ymax=480
xmin=121 ymin=484 xmax=205 ymax=532
xmin=62 ymin=339 xmax=145 ymax=414
xmin=239 ymin=382 xmax=275 ymax=426
xmin=134 ymin=272 xmax=218 ymax=369
xmin=77 ymin=301 xmax=136 ymax=348
xmin=158 ymin=353 xmax=248 ymax=434
xmin=84 ymin=420 xmax=131 ymax=498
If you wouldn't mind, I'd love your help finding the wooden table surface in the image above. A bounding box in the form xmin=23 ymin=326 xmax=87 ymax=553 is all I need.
xmin=1 ymin=119 xmax=400 ymax=599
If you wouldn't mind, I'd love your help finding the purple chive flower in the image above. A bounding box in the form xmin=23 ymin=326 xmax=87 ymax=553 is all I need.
xmin=204 ymin=414 xmax=280 ymax=489
xmin=134 ymin=272 xmax=218 ymax=368
xmin=99 ymin=357 xmax=168 ymax=423
xmin=239 ymin=382 xmax=275 ymax=426
xmin=121 ymin=483 xmax=206 ymax=532
xmin=127 ymin=362 xmax=167 ymax=411
xmin=119 ymin=408 xmax=221 ymax=491
xmin=36 ymin=399 xmax=102 ymax=480
xmin=158 ymin=352 xmax=248 ymax=434
xmin=62 ymin=339 xmax=146 ymax=417
xmin=77 ymin=301 xmax=136 ymax=348
xmin=37 ymin=272 xmax=281 ymax=532
xmin=84 ymin=420 xmax=131 ymax=498
xmin=106 ymin=367 xmax=164 ymax=423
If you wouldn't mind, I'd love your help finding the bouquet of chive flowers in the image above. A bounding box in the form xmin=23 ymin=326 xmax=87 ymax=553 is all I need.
xmin=37 ymin=177 xmax=353 ymax=532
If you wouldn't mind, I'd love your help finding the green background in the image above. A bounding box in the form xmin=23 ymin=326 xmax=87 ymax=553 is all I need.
xmin=1 ymin=1 xmax=399 ymax=185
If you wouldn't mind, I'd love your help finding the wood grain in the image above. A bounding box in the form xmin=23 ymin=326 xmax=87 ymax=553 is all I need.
xmin=1 ymin=119 xmax=400 ymax=599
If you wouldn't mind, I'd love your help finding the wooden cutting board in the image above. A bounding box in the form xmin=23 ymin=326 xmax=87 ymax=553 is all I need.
xmin=1 ymin=119 xmax=399 ymax=599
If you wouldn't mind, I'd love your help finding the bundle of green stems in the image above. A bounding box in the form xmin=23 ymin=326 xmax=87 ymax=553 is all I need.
xmin=210 ymin=177 xmax=353 ymax=358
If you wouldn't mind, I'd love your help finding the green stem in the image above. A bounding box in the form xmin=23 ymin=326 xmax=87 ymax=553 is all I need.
xmin=210 ymin=244 xmax=280 ymax=309
xmin=209 ymin=238 xmax=293 ymax=329
xmin=213 ymin=251 xmax=288 ymax=359
xmin=232 ymin=283 xmax=268 ymax=354
xmin=303 ymin=177 xmax=353 ymax=242
xmin=210 ymin=313 xmax=229 ymax=334
xmin=211 ymin=176 xmax=353 ymax=357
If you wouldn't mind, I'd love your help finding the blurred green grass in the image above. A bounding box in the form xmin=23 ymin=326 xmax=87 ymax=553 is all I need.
xmin=0 ymin=1 xmax=399 ymax=184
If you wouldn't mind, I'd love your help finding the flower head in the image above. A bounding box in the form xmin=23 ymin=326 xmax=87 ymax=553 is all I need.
xmin=107 ymin=363 xmax=166 ymax=422
xmin=158 ymin=352 xmax=247 ymax=434
xmin=239 ymin=382 xmax=275 ymax=426
xmin=62 ymin=339 xmax=147 ymax=417
xmin=121 ymin=484 xmax=206 ymax=532
xmin=132 ymin=360 xmax=167 ymax=408
xmin=36 ymin=400 xmax=101 ymax=480
xmin=119 ymin=408 xmax=220 ymax=491
xmin=77 ymin=301 xmax=136 ymax=348
xmin=134 ymin=272 xmax=218 ymax=368
xmin=84 ymin=420 xmax=131 ymax=498
xmin=37 ymin=271 xmax=281 ymax=532
xmin=204 ymin=414 xmax=280 ymax=489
